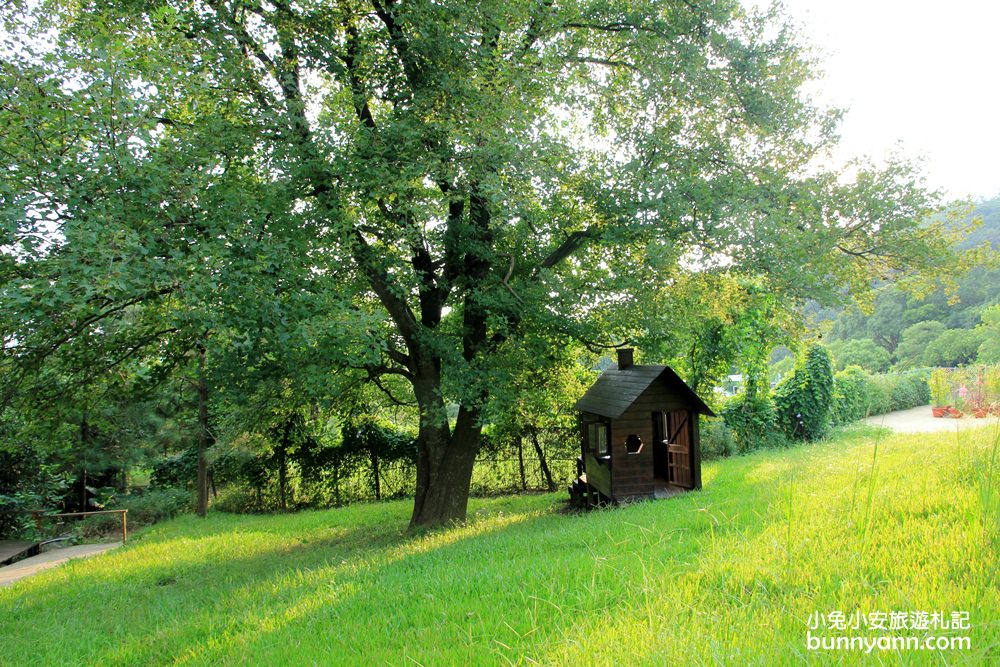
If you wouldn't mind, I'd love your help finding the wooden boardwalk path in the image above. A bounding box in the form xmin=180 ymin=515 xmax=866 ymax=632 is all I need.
xmin=0 ymin=543 xmax=120 ymax=588
xmin=0 ymin=541 xmax=38 ymax=566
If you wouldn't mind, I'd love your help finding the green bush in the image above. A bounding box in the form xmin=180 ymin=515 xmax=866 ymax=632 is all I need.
xmin=774 ymin=344 xmax=834 ymax=441
xmin=0 ymin=494 xmax=28 ymax=539
xmin=73 ymin=489 xmax=194 ymax=539
xmin=0 ymin=445 xmax=72 ymax=540
xmin=831 ymin=366 xmax=877 ymax=424
xmin=867 ymin=375 xmax=896 ymax=415
xmin=151 ymin=448 xmax=261 ymax=492
xmin=112 ymin=488 xmax=192 ymax=526
xmin=77 ymin=513 xmax=122 ymax=539
xmin=832 ymin=367 xmax=931 ymax=424
xmin=890 ymin=370 xmax=931 ymax=410
xmin=700 ymin=419 xmax=737 ymax=460
xmin=720 ymin=392 xmax=779 ymax=453
xmin=150 ymin=450 xmax=198 ymax=490
xmin=986 ymin=366 xmax=1000 ymax=406
xmin=928 ymin=368 xmax=951 ymax=407
xmin=212 ymin=485 xmax=265 ymax=514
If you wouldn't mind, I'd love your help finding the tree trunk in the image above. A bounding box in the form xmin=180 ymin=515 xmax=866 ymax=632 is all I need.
xmin=196 ymin=346 xmax=210 ymax=518
xmin=516 ymin=434 xmax=526 ymax=491
xmin=409 ymin=399 xmax=482 ymax=529
xmin=79 ymin=469 xmax=88 ymax=511
xmin=529 ymin=428 xmax=555 ymax=492
xmin=277 ymin=444 xmax=287 ymax=511
xmin=371 ymin=450 xmax=381 ymax=500
xmin=332 ymin=459 xmax=341 ymax=507
xmin=278 ymin=418 xmax=292 ymax=511
xmin=79 ymin=418 xmax=89 ymax=511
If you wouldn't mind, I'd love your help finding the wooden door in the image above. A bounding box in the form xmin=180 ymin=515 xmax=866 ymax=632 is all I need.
xmin=652 ymin=411 xmax=669 ymax=480
xmin=666 ymin=410 xmax=694 ymax=488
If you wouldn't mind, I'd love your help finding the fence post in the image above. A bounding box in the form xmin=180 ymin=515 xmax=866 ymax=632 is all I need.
xmin=121 ymin=510 xmax=127 ymax=545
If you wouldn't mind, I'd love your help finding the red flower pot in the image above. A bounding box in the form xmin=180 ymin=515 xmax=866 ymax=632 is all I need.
xmin=931 ymin=407 xmax=948 ymax=418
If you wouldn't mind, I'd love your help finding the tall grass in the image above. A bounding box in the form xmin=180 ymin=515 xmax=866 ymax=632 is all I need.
xmin=0 ymin=426 xmax=996 ymax=665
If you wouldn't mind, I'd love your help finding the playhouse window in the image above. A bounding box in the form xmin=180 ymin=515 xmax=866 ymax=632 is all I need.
xmin=587 ymin=422 xmax=609 ymax=456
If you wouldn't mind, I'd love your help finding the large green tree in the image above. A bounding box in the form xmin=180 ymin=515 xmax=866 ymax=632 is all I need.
xmin=642 ymin=272 xmax=800 ymax=399
xmin=827 ymin=338 xmax=891 ymax=373
xmin=976 ymin=304 xmax=1000 ymax=364
xmin=894 ymin=320 xmax=947 ymax=368
xmin=2 ymin=0 xmax=958 ymax=526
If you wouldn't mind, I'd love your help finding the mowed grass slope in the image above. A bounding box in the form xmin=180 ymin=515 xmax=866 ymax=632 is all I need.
xmin=1 ymin=426 xmax=997 ymax=666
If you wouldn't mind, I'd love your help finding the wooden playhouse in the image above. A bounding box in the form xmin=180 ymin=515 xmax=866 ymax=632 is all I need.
xmin=569 ymin=349 xmax=715 ymax=506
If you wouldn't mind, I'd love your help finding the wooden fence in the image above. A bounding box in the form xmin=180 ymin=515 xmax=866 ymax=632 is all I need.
xmin=30 ymin=509 xmax=129 ymax=544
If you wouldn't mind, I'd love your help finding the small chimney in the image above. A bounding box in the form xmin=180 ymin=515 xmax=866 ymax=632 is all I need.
xmin=617 ymin=348 xmax=634 ymax=369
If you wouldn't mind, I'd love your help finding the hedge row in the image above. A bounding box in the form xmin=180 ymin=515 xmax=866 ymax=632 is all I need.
xmin=704 ymin=361 xmax=931 ymax=461
xmin=831 ymin=366 xmax=931 ymax=425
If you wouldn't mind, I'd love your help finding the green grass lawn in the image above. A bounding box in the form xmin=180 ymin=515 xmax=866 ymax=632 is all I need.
xmin=1 ymin=425 xmax=997 ymax=665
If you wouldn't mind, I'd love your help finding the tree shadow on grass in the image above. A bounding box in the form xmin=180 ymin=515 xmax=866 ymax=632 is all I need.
xmin=161 ymin=466 xmax=796 ymax=665
xmin=1 ymin=502 xmax=412 ymax=613
xmin=0 ymin=496 xmax=561 ymax=665
xmin=0 ymin=453 xmax=812 ymax=666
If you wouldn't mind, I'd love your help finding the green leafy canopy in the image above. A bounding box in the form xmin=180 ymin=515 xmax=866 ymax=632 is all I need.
xmin=0 ymin=0 xmax=968 ymax=524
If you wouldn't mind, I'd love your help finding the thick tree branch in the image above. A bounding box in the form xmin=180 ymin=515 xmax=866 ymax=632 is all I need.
xmin=439 ymin=183 xmax=465 ymax=288
xmin=370 ymin=0 xmax=423 ymax=89
xmin=204 ymin=1 xmax=280 ymax=111
xmin=385 ymin=347 xmax=411 ymax=368
xmin=534 ymin=229 xmax=593 ymax=275
xmin=569 ymin=56 xmax=640 ymax=72
xmin=461 ymin=189 xmax=493 ymax=363
xmin=342 ymin=17 xmax=449 ymax=331
xmin=350 ymin=228 xmax=420 ymax=346
xmin=343 ymin=22 xmax=379 ymax=130
xmin=232 ymin=3 xmax=423 ymax=353
xmin=22 ymin=287 xmax=175 ymax=363
xmin=367 ymin=363 xmax=413 ymax=381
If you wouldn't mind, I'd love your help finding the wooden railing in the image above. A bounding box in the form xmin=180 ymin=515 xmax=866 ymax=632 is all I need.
xmin=29 ymin=509 xmax=128 ymax=544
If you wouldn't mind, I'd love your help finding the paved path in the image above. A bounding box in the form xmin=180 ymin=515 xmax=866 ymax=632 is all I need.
xmin=0 ymin=542 xmax=120 ymax=587
xmin=863 ymin=405 xmax=1000 ymax=433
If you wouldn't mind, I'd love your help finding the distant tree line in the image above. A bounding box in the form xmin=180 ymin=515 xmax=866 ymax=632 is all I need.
xmin=818 ymin=196 xmax=999 ymax=373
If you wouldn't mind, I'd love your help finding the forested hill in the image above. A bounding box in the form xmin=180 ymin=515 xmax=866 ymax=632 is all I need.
xmin=957 ymin=195 xmax=1000 ymax=249
xmin=819 ymin=195 xmax=1000 ymax=372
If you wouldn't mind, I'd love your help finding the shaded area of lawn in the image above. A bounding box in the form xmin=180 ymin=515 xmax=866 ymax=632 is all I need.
xmin=1 ymin=425 xmax=996 ymax=665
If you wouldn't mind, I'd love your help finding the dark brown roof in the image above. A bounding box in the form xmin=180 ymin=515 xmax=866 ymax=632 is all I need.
xmin=574 ymin=364 xmax=715 ymax=418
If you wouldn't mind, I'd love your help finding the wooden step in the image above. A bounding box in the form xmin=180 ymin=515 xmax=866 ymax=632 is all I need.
xmin=0 ymin=541 xmax=40 ymax=566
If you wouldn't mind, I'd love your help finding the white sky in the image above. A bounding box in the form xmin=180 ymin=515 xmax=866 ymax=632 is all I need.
xmin=4 ymin=2 xmax=997 ymax=201
xmin=768 ymin=0 xmax=1000 ymax=201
